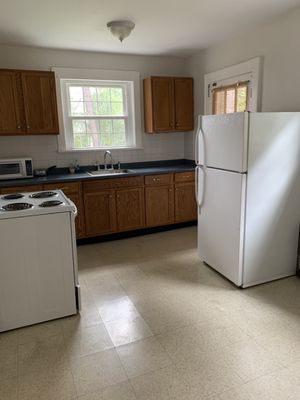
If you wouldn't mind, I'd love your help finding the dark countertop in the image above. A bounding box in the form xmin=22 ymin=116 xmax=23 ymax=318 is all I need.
xmin=0 ymin=159 xmax=195 ymax=188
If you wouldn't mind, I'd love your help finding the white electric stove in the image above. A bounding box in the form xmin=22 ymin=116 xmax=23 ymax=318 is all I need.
xmin=0 ymin=189 xmax=80 ymax=332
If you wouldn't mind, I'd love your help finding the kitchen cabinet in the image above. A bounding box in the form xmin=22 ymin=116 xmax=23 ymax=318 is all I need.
xmin=83 ymin=176 xmax=144 ymax=237
xmin=116 ymin=188 xmax=145 ymax=231
xmin=0 ymin=69 xmax=59 ymax=136
xmin=43 ymin=182 xmax=85 ymax=239
xmin=0 ymin=71 xmax=22 ymax=134
xmin=174 ymin=172 xmax=197 ymax=222
xmin=84 ymin=190 xmax=117 ymax=236
xmin=145 ymin=174 xmax=174 ymax=227
xmin=143 ymin=76 xmax=194 ymax=133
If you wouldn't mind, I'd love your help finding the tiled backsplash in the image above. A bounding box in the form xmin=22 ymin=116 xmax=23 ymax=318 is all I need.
xmin=0 ymin=131 xmax=186 ymax=169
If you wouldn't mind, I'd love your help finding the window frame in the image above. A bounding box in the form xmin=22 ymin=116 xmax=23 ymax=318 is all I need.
xmin=52 ymin=67 xmax=142 ymax=152
xmin=204 ymin=57 xmax=262 ymax=115
xmin=212 ymin=81 xmax=249 ymax=115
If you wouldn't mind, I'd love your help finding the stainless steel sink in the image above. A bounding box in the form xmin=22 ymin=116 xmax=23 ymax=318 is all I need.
xmin=87 ymin=169 xmax=135 ymax=177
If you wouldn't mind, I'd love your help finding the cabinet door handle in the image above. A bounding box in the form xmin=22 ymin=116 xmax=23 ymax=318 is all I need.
xmin=109 ymin=195 xmax=113 ymax=199
xmin=117 ymin=195 xmax=120 ymax=199
xmin=17 ymin=125 xmax=21 ymax=129
xmin=27 ymin=125 xmax=30 ymax=129
xmin=169 ymin=189 xmax=173 ymax=192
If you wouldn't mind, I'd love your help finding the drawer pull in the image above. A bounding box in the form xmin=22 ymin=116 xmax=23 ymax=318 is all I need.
xmin=153 ymin=178 xmax=161 ymax=182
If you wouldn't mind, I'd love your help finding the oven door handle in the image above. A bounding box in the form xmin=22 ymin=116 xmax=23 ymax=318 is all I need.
xmin=68 ymin=199 xmax=78 ymax=217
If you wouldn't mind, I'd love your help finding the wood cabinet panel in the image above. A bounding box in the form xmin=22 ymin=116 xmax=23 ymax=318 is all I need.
xmin=143 ymin=76 xmax=194 ymax=133
xmin=1 ymin=185 xmax=43 ymax=194
xmin=116 ymin=188 xmax=145 ymax=231
xmin=152 ymin=77 xmax=174 ymax=132
xmin=83 ymin=176 xmax=144 ymax=192
xmin=145 ymin=174 xmax=173 ymax=186
xmin=43 ymin=181 xmax=81 ymax=194
xmin=0 ymin=71 xmax=22 ymax=134
xmin=0 ymin=69 xmax=59 ymax=136
xmin=174 ymin=171 xmax=195 ymax=183
xmin=145 ymin=185 xmax=174 ymax=227
xmin=67 ymin=192 xmax=85 ymax=239
xmin=174 ymin=182 xmax=197 ymax=222
xmin=21 ymin=71 xmax=59 ymax=134
xmin=174 ymin=78 xmax=194 ymax=131
xmin=84 ymin=190 xmax=116 ymax=236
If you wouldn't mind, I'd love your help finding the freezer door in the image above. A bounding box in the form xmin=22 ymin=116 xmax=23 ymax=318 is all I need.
xmin=197 ymin=167 xmax=246 ymax=286
xmin=199 ymin=112 xmax=249 ymax=172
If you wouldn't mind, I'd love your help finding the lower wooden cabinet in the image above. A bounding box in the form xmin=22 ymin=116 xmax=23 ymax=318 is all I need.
xmin=145 ymin=185 xmax=174 ymax=227
xmin=84 ymin=190 xmax=116 ymax=236
xmin=0 ymin=170 xmax=197 ymax=239
xmin=116 ymin=188 xmax=145 ymax=231
xmin=174 ymin=182 xmax=197 ymax=222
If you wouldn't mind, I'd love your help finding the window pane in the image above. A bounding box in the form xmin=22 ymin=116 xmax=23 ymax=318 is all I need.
xmin=69 ymin=87 xmax=83 ymax=101
xmin=86 ymin=120 xmax=100 ymax=134
xmin=113 ymin=119 xmax=125 ymax=133
xmin=111 ymin=102 xmax=124 ymax=116
xmin=83 ymin=87 xmax=97 ymax=102
xmin=237 ymin=86 xmax=248 ymax=112
xmin=226 ymin=89 xmax=235 ymax=113
xmin=110 ymin=87 xmax=123 ymax=102
xmin=72 ymin=120 xmax=86 ymax=134
xmin=100 ymin=119 xmax=113 ymax=134
xmin=84 ymin=101 xmax=98 ymax=116
xmin=213 ymin=91 xmax=225 ymax=115
xmin=98 ymin=102 xmax=111 ymax=115
xmin=70 ymin=102 xmax=84 ymax=115
xmin=97 ymin=87 xmax=110 ymax=101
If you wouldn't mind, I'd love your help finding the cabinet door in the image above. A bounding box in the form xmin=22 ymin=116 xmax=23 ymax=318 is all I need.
xmin=145 ymin=185 xmax=174 ymax=227
xmin=84 ymin=190 xmax=116 ymax=236
xmin=21 ymin=71 xmax=59 ymax=134
xmin=67 ymin=193 xmax=85 ymax=239
xmin=0 ymin=70 xmax=23 ymax=134
xmin=174 ymin=78 xmax=194 ymax=131
xmin=174 ymin=182 xmax=197 ymax=222
xmin=152 ymin=77 xmax=174 ymax=132
xmin=116 ymin=187 xmax=145 ymax=232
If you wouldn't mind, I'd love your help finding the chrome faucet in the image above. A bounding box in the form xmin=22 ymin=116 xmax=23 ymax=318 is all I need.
xmin=104 ymin=150 xmax=114 ymax=170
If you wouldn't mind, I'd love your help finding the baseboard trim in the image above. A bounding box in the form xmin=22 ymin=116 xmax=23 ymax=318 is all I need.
xmin=77 ymin=221 xmax=197 ymax=246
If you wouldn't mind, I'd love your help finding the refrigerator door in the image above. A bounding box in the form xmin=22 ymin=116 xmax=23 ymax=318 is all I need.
xmin=197 ymin=112 xmax=249 ymax=172
xmin=197 ymin=167 xmax=246 ymax=286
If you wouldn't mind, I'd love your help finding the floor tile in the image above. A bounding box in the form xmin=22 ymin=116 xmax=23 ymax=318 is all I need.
xmin=0 ymin=347 xmax=18 ymax=381
xmin=17 ymin=319 xmax=63 ymax=344
xmin=77 ymin=381 xmax=137 ymax=400
xmin=63 ymin=323 xmax=114 ymax=359
xmin=116 ymin=336 xmax=173 ymax=378
xmin=97 ymin=296 xmax=140 ymax=323
xmin=0 ymin=377 xmax=18 ymax=400
xmin=104 ymin=316 xmax=153 ymax=347
xmin=71 ymin=348 xmax=127 ymax=396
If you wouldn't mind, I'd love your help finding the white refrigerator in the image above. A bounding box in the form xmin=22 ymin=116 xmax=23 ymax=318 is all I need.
xmin=195 ymin=112 xmax=300 ymax=288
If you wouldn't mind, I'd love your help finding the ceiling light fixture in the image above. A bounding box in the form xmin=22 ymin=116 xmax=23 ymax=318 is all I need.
xmin=107 ymin=20 xmax=135 ymax=42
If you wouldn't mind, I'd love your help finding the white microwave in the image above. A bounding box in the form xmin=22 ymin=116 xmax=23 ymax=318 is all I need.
xmin=0 ymin=158 xmax=33 ymax=180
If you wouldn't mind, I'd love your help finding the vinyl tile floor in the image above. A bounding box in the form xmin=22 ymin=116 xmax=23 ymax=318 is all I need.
xmin=1 ymin=227 xmax=300 ymax=399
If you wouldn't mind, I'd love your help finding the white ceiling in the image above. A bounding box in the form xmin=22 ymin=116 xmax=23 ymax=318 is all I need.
xmin=0 ymin=0 xmax=299 ymax=57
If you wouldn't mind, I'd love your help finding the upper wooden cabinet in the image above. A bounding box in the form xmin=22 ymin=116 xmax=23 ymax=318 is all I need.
xmin=143 ymin=76 xmax=194 ymax=133
xmin=0 ymin=69 xmax=59 ymax=136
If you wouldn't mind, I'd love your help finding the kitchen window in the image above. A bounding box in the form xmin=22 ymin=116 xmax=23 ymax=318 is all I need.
xmin=212 ymin=82 xmax=248 ymax=115
xmin=52 ymin=68 xmax=141 ymax=152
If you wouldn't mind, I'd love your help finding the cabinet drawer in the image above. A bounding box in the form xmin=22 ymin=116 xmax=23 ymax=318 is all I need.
xmin=43 ymin=181 xmax=81 ymax=194
xmin=145 ymin=174 xmax=173 ymax=186
xmin=1 ymin=185 xmax=43 ymax=194
xmin=83 ymin=176 xmax=144 ymax=192
xmin=175 ymin=171 xmax=195 ymax=183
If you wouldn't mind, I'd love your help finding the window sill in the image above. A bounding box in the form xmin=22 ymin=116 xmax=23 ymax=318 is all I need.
xmin=58 ymin=146 xmax=144 ymax=153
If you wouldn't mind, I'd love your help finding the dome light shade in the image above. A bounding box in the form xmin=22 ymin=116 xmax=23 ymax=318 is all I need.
xmin=107 ymin=20 xmax=135 ymax=42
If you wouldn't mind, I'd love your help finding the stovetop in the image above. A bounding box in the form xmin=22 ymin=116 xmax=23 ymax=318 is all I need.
xmin=0 ymin=190 xmax=75 ymax=219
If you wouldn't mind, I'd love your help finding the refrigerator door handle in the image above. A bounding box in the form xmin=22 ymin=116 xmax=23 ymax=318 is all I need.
xmin=195 ymin=115 xmax=201 ymax=164
xmin=197 ymin=166 xmax=205 ymax=211
xmin=195 ymin=165 xmax=205 ymax=209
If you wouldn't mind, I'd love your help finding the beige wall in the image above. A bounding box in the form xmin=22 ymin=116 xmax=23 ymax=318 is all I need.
xmin=185 ymin=7 xmax=300 ymax=159
xmin=0 ymin=45 xmax=187 ymax=168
